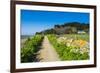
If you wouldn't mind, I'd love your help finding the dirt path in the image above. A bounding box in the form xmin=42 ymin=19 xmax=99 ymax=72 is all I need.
xmin=37 ymin=36 xmax=60 ymax=62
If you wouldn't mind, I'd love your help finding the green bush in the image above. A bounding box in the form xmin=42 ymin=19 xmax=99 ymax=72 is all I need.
xmin=21 ymin=35 xmax=44 ymax=63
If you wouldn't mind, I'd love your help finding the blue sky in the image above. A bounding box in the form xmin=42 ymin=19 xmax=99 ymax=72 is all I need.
xmin=21 ymin=9 xmax=90 ymax=35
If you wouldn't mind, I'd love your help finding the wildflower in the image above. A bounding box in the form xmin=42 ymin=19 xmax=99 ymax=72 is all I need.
xmin=80 ymin=47 xmax=89 ymax=54
xmin=70 ymin=48 xmax=79 ymax=53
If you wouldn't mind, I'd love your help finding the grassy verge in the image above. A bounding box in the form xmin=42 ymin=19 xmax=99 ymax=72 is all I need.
xmin=47 ymin=34 xmax=89 ymax=61
xmin=21 ymin=35 xmax=44 ymax=63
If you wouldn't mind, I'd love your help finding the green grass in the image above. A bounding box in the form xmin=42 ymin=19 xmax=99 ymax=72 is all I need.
xmin=21 ymin=34 xmax=89 ymax=62
xmin=63 ymin=34 xmax=89 ymax=42
xmin=47 ymin=34 xmax=89 ymax=61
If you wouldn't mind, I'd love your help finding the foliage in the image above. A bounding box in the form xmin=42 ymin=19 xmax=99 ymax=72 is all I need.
xmin=21 ymin=35 xmax=44 ymax=63
xmin=36 ymin=22 xmax=89 ymax=35
xmin=47 ymin=34 xmax=89 ymax=60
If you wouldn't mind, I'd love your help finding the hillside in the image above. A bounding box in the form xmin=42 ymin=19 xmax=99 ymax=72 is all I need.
xmin=36 ymin=22 xmax=89 ymax=35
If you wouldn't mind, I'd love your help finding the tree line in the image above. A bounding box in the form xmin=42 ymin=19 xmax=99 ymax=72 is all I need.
xmin=36 ymin=22 xmax=89 ymax=35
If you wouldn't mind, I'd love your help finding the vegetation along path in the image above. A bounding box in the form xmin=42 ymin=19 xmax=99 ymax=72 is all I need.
xmin=37 ymin=36 xmax=60 ymax=62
